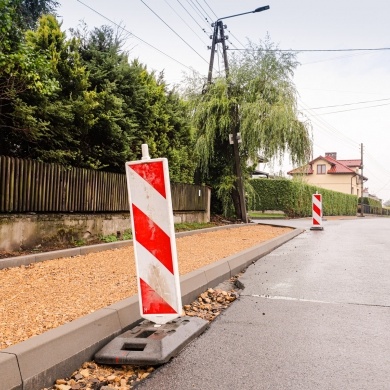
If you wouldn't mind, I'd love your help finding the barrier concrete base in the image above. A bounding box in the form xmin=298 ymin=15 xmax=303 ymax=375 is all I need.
xmin=95 ymin=316 xmax=208 ymax=366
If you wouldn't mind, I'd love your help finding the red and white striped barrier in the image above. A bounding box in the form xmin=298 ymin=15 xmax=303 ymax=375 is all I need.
xmin=125 ymin=145 xmax=182 ymax=324
xmin=310 ymin=193 xmax=324 ymax=230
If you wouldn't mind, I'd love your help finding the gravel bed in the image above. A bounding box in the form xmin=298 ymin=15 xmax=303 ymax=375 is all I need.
xmin=0 ymin=224 xmax=291 ymax=350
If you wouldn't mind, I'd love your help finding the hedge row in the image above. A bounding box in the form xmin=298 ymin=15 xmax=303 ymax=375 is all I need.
xmin=360 ymin=197 xmax=389 ymax=215
xmin=249 ymin=179 xmax=358 ymax=217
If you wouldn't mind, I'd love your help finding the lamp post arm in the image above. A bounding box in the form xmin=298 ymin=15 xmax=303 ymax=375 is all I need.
xmin=216 ymin=5 xmax=269 ymax=22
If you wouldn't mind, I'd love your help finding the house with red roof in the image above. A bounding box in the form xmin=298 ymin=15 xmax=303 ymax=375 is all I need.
xmin=287 ymin=152 xmax=367 ymax=197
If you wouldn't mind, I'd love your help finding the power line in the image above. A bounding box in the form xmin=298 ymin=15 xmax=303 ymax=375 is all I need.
xmin=162 ymin=0 xmax=208 ymax=45
xmin=76 ymin=0 xmax=203 ymax=75
xmin=202 ymin=0 xmax=218 ymax=19
xmin=301 ymin=97 xmax=390 ymax=194
xmin=176 ymin=0 xmax=209 ymax=36
xmin=199 ymin=4 xmax=246 ymax=51
xmin=230 ymin=47 xmax=390 ymax=52
xmin=194 ymin=0 xmax=213 ymax=22
xmin=309 ymin=102 xmax=390 ymax=116
xmin=298 ymin=86 xmax=389 ymax=96
xmin=226 ymin=28 xmax=246 ymax=49
xmin=298 ymin=98 xmax=359 ymax=149
xmin=186 ymin=0 xmax=210 ymax=25
xmin=364 ymin=151 xmax=390 ymax=176
xmin=300 ymin=51 xmax=374 ymax=66
xmin=303 ymin=97 xmax=390 ymax=110
xmin=140 ymin=0 xmax=209 ymax=65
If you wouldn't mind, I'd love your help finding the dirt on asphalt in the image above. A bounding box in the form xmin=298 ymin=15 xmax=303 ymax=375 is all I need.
xmin=0 ymin=224 xmax=292 ymax=350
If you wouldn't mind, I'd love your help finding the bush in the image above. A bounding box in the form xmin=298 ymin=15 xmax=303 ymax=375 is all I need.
xmin=249 ymin=178 xmax=357 ymax=217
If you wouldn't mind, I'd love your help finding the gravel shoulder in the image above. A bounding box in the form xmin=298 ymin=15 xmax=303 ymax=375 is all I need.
xmin=0 ymin=224 xmax=291 ymax=350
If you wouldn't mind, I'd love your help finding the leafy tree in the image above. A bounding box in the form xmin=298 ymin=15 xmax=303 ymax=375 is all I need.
xmin=0 ymin=0 xmax=58 ymax=155
xmin=21 ymin=15 xmax=95 ymax=165
xmin=12 ymin=0 xmax=59 ymax=30
xmin=70 ymin=24 xmax=141 ymax=170
xmin=185 ymin=38 xmax=312 ymax=218
xmin=1 ymin=13 xmax=195 ymax=181
xmin=73 ymin=24 xmax=195 ymax=178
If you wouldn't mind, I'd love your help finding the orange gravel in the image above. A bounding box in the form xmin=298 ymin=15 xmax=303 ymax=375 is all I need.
xmin=0 ymin=224 xmax=291 ymax=350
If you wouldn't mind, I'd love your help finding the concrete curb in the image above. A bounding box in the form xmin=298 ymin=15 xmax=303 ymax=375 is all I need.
xmin=0 ymin=225 xmax=303 ymax=390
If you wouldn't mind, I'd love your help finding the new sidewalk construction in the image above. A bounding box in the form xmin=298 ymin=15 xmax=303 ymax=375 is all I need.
xmin=0 ymin=223 xmax=302 ymax=390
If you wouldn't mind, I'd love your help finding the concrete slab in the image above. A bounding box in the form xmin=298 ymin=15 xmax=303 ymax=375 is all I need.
xmin=0 ymin=353 xmax=22 ymax=390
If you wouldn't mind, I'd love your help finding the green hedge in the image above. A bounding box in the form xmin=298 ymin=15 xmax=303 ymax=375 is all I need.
xmin=359 ymin=197 xmax=387 ymax=215
xmin=360 ymin=196 xmax=381 ymax=207
xmin=249 ymin=179 xmax=358 ymax=217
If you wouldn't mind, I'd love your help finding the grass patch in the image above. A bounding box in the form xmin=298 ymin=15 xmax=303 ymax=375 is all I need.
xmin=123 ymin=229 xmax=132 ymax=240
xmin=248 ymin=211 xmax=286 ymax=219
xmin=174 ymin=222 xmax=217 ymax=232
xmin=100 ymin=234 xmax=118 ymax=243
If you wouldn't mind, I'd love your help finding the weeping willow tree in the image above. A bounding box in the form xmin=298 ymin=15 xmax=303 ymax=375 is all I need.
xmin=184 ymin=38 xmax=312 ymax=219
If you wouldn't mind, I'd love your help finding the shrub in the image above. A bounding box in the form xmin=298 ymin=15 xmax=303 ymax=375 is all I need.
xmin=249 ymin=178 xmax=357 ymax=217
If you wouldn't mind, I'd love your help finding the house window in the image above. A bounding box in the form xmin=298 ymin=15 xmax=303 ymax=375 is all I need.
xmin=317 ymin=164 xmax=326 ymax=174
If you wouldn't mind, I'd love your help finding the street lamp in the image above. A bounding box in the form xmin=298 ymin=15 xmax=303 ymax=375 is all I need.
xmin=207 ymin=5 xmax=270 ymax=83
xmin=218 ymin=6 xmax=270 ymax=21
xmin=207 ymin=6 xmax=270 ymax=223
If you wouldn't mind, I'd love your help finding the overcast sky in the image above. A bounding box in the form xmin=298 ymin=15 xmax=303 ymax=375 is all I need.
xmin=58 ymin=0 xmax=390 ymax=202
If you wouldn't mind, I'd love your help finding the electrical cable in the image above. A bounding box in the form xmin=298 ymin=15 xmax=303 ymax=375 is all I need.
xmin=194 ymin=0 xmax=213 ymax=22
xmin=301 ymin=98 xmax=390 ymax=197
xmin=230 ymin=47 xmax=390 ymax=52
xmin=227 ymin=31 xmax=246 ymax=49
xmin=140 ymin=0 xmax=209 ymax=64
xmin=202 ymin=0 xmax=218 ymax=19
xmin=300 ymin=51 xmax=375 ymax=66
xmin=162 ymin=0 xmax=208 ymax=45
xmin=186 ymin=0 xmax=210 ymax=25
xmin=175 ymin=0 xmax=209 ymax=36
xmin=298 ymin=98 xmax=359 ymax=149
xmin=365 ymin=151 xmax=390 ymax=176
xmin=308 ymin=102 xmax=390 ymax=116
xmin=303 ymin=97 xmax=390 ymax=110
xmin=76 ymin=0 xmax=197 ymax=72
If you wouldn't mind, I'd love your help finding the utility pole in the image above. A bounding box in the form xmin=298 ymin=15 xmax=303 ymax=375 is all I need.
xmin=206 ymin=6 xmax=269 ymax=223
xmin=207 ymin=20 xmax=247 ymax=223
xmin=360 ymin=143 xmax=364 ymax=217
xmin=207 ymin=22 xmax=218 ymax=83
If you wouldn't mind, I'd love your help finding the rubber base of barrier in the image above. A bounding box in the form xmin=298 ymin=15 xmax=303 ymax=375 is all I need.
xmin=310 ymin=226 xmax=324 ymax=230
xmin=94 ymin=316 xmax=208 ymax=366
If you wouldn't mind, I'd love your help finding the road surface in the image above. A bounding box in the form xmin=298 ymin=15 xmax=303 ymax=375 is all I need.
xmin=136 ymin=217 xmax=390 ymax=390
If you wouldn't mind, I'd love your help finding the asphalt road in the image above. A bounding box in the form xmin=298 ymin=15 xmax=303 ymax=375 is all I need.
xmin=135 ymin=217 xmax=390 ymax=390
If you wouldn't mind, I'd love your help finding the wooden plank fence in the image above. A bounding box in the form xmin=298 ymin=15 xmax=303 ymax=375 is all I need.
xmin=0 ymin=156 xmax=207 ymax=213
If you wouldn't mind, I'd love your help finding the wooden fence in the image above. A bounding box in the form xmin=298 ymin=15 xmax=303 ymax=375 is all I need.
xmin=0 ymin=156 xmax=207 ymax=213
